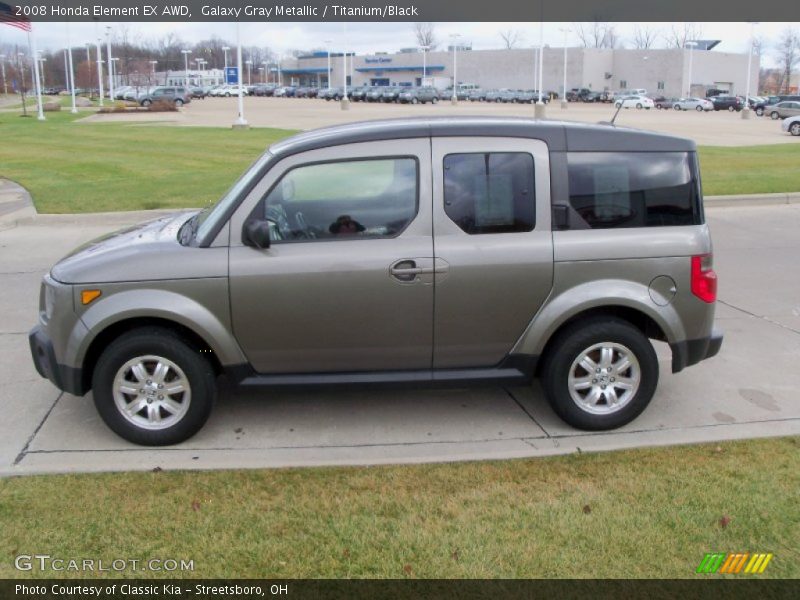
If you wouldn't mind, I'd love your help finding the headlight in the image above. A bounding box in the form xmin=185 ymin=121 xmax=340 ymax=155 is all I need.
xmin=44 ymin=281 xmax=56 ymax=320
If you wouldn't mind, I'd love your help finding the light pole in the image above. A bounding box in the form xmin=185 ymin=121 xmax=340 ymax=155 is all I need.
xmin=222 ymin=46 xmax=230 ymax=71
xmin=17 ymin=52 xmax=28 ymax=116
xmin=262 ymin=61 xmax=268 ymax=84
xmin=535 ymin=22 xmax=546 ymax=118
xmin=742 ymin=22 xmax=758 ymax=120
xmin=0 ymin=55 xmax=6 ymax=96
xmin=559 ymin=27 xmax=570 ymax=109
xmin=149 ymin=60 xmax=157 ymax=82
xmin=105 ymin=26 xmax=114 ymax=101
xmin=245 ymin=60 xmax=252 ymax=85
xmin=66 ymin=23 xmax=77 ymax=113
xmin=420 ymin=45 xmax=429 ymax=84
xmin=450 ymin=33 xmax=460 ymax=105
xmin=181 ymin=49 xmax=192 ymax=90
xmin=110 ymin=57 xmax=119 ymax=95
xmin=685 ymin=41 xmax=698 ymax=98
xmin=324 ymin=40 xmax=332 ymax=89
xmin=95 ymin=39 xmax=104 ymax=106
xmin=37 ymin=56 xmax=46 ymax=89
xmin=340 ymin=46 xmax=349 ymax=110
xmin=258 ymin=67 xmax=264 ymax=84
xmin=232 ymin=22 xmax=248 ymax=129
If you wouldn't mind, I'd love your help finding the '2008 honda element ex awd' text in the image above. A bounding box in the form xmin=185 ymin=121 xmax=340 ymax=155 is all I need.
xmin=30 ymin=117 xmax=722 ymax=445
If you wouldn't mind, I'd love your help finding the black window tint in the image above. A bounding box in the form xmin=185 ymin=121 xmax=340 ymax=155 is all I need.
xmin=263 ymin=158 xmax=417 ymax=243
xmin=566 ymin=152 xmax=701 ymax=229
xmin=443 ymin=153 xmax=535 ymax=234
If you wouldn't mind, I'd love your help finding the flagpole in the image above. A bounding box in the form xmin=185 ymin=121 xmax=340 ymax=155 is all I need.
xmin=27 ymin=27 xmax=44 ymax=120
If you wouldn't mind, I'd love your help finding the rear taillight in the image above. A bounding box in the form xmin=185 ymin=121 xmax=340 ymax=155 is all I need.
xmin=691 ymin=254 xmax=717 ymax=303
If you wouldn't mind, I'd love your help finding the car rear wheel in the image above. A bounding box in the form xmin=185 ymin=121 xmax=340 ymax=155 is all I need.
xmin=770 ymin=111 xmax=780 ymax=120
xmin=636 ymin=103 xmax=643 ymax=109
xmin=92 ymin=327 xmax=216 ymax=446
xmin=790 ymin=122 xmax=800 ymax=136
xmin=541 ymin=317 xmax=658 ymax=431
xmin=141 ymin=99 xmax=152 ymax=107
xmin=174 ymin=99 xmax=184 ymax=107
xmin=756 ymin=108 xmax=764 ymax=116
xmin=674 ymin=104 xmax=681 ymax=110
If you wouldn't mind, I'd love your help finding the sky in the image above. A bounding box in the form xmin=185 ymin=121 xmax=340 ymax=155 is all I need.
xmin=2 ymin=22 xmax=797 ymax=67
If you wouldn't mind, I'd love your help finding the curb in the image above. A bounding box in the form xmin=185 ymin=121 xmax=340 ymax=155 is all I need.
xmin=0 ymin=179 xmax=36 ymax=226
xmin=705 ymin=192 xmax=800 ymax=208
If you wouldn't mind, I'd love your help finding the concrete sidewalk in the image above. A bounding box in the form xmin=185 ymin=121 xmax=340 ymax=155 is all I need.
xmin=1 ymin=203 xmax=798 ymax=476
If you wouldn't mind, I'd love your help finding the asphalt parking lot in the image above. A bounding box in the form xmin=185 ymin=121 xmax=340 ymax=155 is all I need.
xmin=79 ymin=96 xmax=797 ymax=146
xmin=1 ymin=202 xmax=799 ymax=475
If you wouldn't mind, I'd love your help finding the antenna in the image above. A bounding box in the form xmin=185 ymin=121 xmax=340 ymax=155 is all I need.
xmin=608 ymin=100 xmax=624 ymax=126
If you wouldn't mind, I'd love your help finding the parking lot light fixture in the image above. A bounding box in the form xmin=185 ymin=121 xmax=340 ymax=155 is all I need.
xmin=181 ymin=49 xmax=192 ymax=89
xmin=685 ymin=41 xmax=698 ymax=98
xmin=95 ymin=40 xmax=104 ymax=107
xmin=419 ymin=45 xmax=430 ymax=82
xmin=559 ymin=27 xmax=570 ymax=109
xmin=742 ymin=22 xmax=758 ymax=120
xmin=535 ymin=22 xmax=546 ymax=119
xmin=66 ymin=23 xmax=77 ymax=114
xmin=222 ymin=46 xmax=230 ymax=71
xmin=0 ymin=55 xmax=7 ymax=96
xmin=324 ymin=40 xmax=332 ymax=89
xmin=105 ymin=26 xmax=114 ymax=102
xmin=450 ymin=33 xmax=461 ymax=105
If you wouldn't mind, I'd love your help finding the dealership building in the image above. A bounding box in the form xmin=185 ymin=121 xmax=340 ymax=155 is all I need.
xmin=273 ymin=42 xmax=758 ymax=98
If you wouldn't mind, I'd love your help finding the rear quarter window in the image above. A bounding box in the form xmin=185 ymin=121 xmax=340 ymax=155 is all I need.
xmin=566 ymin=152 xmax=703 ymax=229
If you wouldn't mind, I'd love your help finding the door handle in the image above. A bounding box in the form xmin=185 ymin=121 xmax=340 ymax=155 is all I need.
xmin=390 ymin=260 xmax=434 ymax=282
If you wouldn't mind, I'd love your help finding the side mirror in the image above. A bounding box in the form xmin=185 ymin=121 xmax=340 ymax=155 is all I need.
xmin=553 ymin=205 xmax=571 ymax=230
xmin=243 ymin=219 xmax=271 ymax=249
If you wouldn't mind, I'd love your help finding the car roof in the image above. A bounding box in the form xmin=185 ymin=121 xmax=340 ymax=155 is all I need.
xmin=268 ymin=116 xmax=695 ymax=156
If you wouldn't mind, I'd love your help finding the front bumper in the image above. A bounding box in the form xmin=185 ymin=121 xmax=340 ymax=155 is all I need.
xmin=670 ymin=327 xmax=724 ymax=373
xmin=29 ymin=325 xmax=85 ymax=396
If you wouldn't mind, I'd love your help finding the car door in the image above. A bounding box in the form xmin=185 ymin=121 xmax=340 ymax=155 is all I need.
xmin=430 ymin=137 xmax=554 ymax=369
xmin=228 ymin=139 xmax=434 ymax=374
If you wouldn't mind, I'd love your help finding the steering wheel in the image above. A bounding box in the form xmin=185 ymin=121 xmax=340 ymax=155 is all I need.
xmin=293 ymin=211 xmax=316 ymax=239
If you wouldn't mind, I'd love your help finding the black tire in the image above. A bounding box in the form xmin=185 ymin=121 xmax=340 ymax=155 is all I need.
xmin=432 ymin=97 xmax=438 ymax=104
xmin=770 ymin=111 xmax=780 ymax=120
xmin=728 ymin=105 xmax=735 ymax=112
xmin=696 ymin=105 xmax=703 ymax=112
xmin=540 ymin=317 xmax=659 ymax=431
xmin=411 ymin=97 xmax=418 ymax=104
xmin=141 ymin=99 xmax=152 ymax=107
xmin=790 ymin=122 xmax=800 ymax=136
xmin=674 ymin=104 xmax=681 ymax=110
xmin=756 ymin=108 xmax=764 ymax=116
xmin=636 ymin=103 xmax=643 ymax=109
xmin=174 ymin=99 xmax=184 ymax=107
xmin=92 ymin=327 xmax=216 ymax=446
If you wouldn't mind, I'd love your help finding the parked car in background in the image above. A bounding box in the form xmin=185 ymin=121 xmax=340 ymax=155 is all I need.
xmin=468 ymin=89 xmax=486 ymax=101
xmin=398 ymin=87 xmax=441 ymax=104
xmin=583 ymin=91 xmax=604 ymax=103
xmin=29 ymin=117 xmax=721 ymax=445
xmin=652 ymin=96 xmax=677 ymax=109
xmin=139 ymin=86 xmax=191 ymax=107
xmin=366 ymin=87 xmax=387 ymax=102
xmin=189 ymin=87 xmax=207 ymax=100
xmin=615 ymin=95 xmax=654 ymax=109
xmin=765 ymin=101 xmax=800 ymax=120
xmin=753 ymin=95 xmax=800 ymax=116
xmin=672 ymin=97 xmax=713 ymax=111
xmin=381 ymin=87 xmax=403 ymax=103
xmin=710 ymin=95 xmax=742 ymax=112
xmin=782 ymin=115 xmax=800 ymax=136
xmin=484 ymin=89 xmax=503 ymax=102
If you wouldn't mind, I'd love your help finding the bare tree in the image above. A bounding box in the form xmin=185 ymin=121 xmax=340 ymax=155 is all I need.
xmin=573 ymin=22 xmax=619 ymax=49
xmin=775 ymin=28 xmax=800 ymax=94
xmin=665 ymin=23 xmax=703 ymax=49
xmin=413 ymin=22 xmax=437 ymax=50
xmin=632 ymin=25 xmax=659 ymax=50
xmin=499 ymin=29 xmax=524 ymax=50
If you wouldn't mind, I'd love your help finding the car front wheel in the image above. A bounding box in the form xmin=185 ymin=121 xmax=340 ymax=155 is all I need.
xmin=696 ymin=105 xmax=703 ymax=111
xmin=636 ymin=103 xmax=643 ymax=109
xmin=92 ymin=327 xmax=216 ymax=446
xmin=770 ymin=111 xmax=780 ymax=120
xmin=790 ymin=122 xmax=800 ymax=136
xmin=141 ymin=99 xmax=152 ymax=107
xmin=674 ymin=104 xmax=681 ymax=110
xmin=175 ymin=99 xmax=184 ymax=107
xmin=541 ymin=317 xmax=658 ymax=431
xmin=756 ymin=108 xmax=764 ymax=116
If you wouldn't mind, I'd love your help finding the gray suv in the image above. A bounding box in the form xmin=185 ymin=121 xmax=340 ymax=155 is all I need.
xmin=29 ymin=117 xmax=722 ymax=445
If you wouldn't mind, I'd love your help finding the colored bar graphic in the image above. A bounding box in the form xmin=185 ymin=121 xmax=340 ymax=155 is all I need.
xmin=699 ymin=552 xmax=773 ymax=574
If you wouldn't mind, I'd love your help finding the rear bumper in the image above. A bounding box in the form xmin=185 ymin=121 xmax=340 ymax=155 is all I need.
xmin=670 ymin=328 xmax=724 ymax=373
xmin=29 ymin=325 xmax=85 ymax=396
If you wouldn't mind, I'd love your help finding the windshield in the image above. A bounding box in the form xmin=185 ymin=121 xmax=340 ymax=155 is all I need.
xmin=195 ymin=152 xmax=273 ymax=243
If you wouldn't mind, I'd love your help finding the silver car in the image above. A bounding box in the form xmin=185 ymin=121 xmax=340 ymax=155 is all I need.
xmin=672 ymin=97 xmax=714 ymax=111
xmin=766 ymin=101 xmax=800 ymax=120
xmin=29 ymin=117 xmax=722 ymax=445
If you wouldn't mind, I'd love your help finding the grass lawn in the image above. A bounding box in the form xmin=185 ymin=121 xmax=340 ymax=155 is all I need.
xmin=1 ymin=437 xmax=797 ymax=579
xmin=1 ymin=110 xmax=800 ymax=213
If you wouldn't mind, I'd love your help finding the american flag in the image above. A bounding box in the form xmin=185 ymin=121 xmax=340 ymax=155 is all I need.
xmin=0 ymin=2 xmax=31 ymax=32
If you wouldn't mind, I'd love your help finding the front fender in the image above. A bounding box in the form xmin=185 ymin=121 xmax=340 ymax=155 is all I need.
xmin=72 ymin=284 xmax=247 ymax=369
xmin=510 ymin=278 xmax=685 ymax=357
